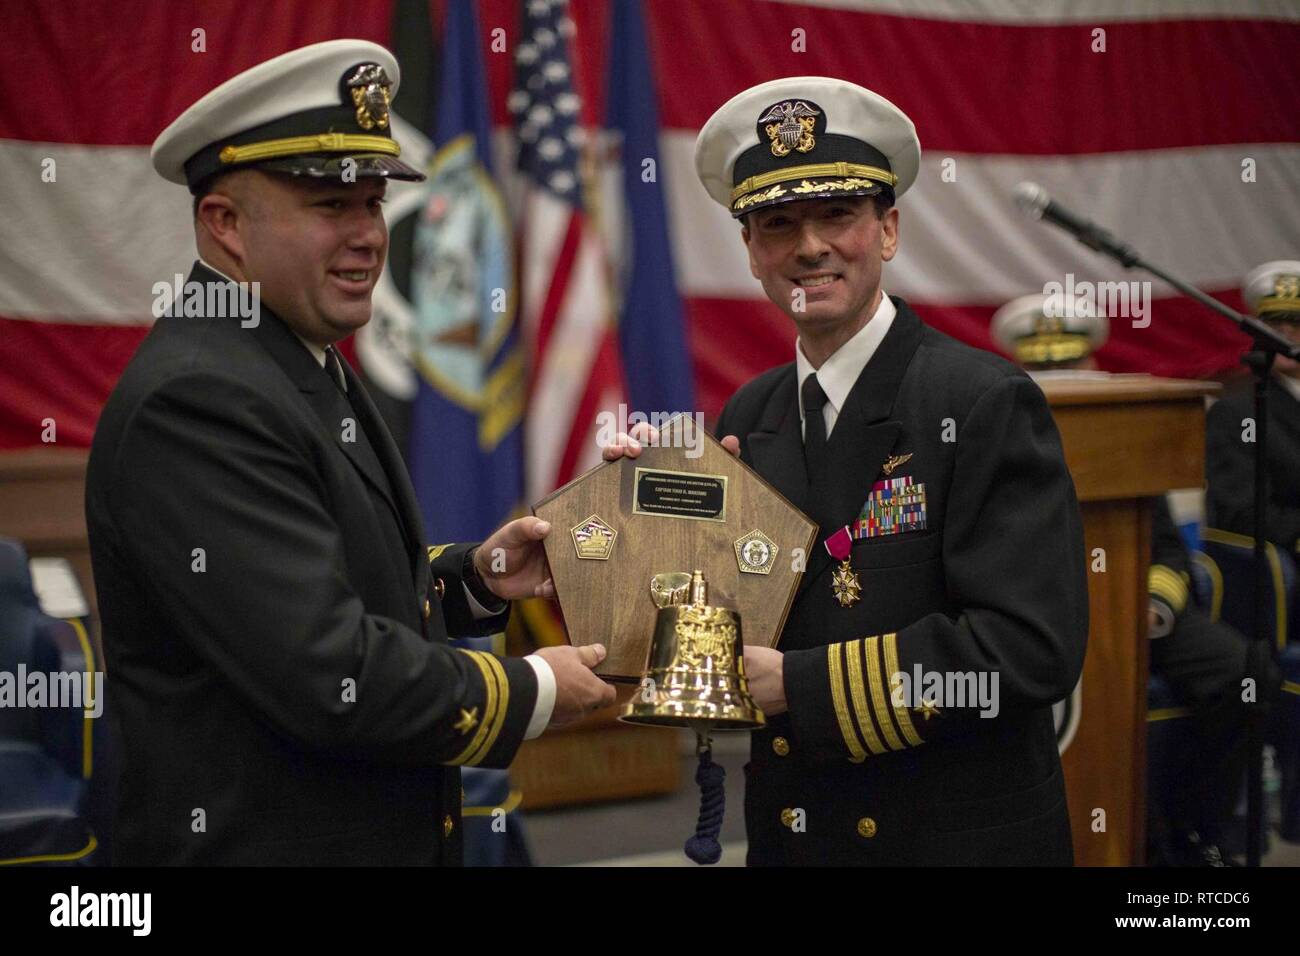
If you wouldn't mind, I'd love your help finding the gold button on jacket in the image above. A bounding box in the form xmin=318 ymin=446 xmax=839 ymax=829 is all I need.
xmin=772 ymin=736 xmax=790 ymax=756
xmin=856 ymin=817 xmax=877 ymax=839
xmin=443 ymin=814 xmax=454 ymax=837
xmin=423 ymin=599 xmax=432 ymax=621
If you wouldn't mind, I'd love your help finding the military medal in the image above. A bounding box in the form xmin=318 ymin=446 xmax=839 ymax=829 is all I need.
xmin=824 ymin=526 xmax=861 ymax=607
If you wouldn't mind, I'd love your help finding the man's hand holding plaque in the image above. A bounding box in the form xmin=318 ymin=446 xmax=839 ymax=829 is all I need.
xmin=603 ymin=425 xmax=789 ymax=717
xmin=562 ymin=416 xmax=815 ymax=863
xmin=537 ymin=415 xmax=817 ymax=684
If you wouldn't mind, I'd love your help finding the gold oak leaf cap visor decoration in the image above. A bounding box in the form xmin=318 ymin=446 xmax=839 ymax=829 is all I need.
xmin=151 ymin=38 xmax=425 ymax=193
xmin=694 ymin=76 xmax=921 ymax=219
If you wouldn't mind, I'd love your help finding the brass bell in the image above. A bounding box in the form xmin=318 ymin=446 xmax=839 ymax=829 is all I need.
xmin=620 ymin=569 xmax=765 ymax=732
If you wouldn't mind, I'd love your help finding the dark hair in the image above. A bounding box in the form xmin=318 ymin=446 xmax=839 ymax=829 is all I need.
xmin=868 ymin=190 xmax=895 ymax=218
xmin=191 ymin=172 xmax=229 ymax=218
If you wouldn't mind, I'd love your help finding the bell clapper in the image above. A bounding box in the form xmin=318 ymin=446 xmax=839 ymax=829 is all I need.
xmin=689 ymin=721 xmax=715 ymax=755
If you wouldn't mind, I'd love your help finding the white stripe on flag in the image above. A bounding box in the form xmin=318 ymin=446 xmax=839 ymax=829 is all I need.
xmin=5 ymin=138 xmax=1298 ymax=325
xmin=0 ymin=140 xmax=194 ymax=322
xmin=766 ymin=0 xmax=1300 ymax=23
xmin=525 ymin=218 xmax=614 ymax=500
xmin=659 ymin=132 xmax=1300 ymax=303
xmin=518 ymin=190 xmax=574 ymax=337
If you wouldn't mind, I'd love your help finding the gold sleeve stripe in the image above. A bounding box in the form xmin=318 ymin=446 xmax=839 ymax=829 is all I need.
xmin=1202 ymin=528 xmax=1288 ymax=650
xmin=882 ymin=632 xmax=924 ymax=747
xmin=449 ymin=651 xmax=500 ymax=766
xmin=427 ymin=543 xmax=453 ymax=563
xmin=864 ymin=636 xmax=906 ymax=751
xmin=844 ymin=639 xmax=887 ymax=756
xmin=466 ymin=652 xmax=511 ymax=767
xmin=1148 ymin=564 xmax=1188 ymax=612
xmin=827 ymin=643 xmax=868 ymax=762
xmin=1149 ymin=564 xmax=1186 ymax=599
xmin=67 ymin=617 xmax=96 ymax=778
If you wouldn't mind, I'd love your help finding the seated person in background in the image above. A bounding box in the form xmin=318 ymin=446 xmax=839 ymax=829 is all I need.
xmin=1145 ymin=496 xmax=1270 ymax=866
xmin=992 ymin=293 xmax=1268 ymax=866
xmin=989 ymin=291 xmax=1106 ymax=372
xmin=1206 ymin=260 xmax=1300 ymax=551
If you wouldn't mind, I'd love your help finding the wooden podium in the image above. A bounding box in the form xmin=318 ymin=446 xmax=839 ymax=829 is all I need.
xmin=1041 ymin=374 xmax=1217 ymax=866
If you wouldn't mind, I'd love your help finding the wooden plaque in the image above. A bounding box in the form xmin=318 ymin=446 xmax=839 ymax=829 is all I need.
xmin=533 ymin=416 xmax=818 ymax=681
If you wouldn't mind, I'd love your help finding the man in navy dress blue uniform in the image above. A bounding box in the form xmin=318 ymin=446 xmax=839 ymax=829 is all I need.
xmin=87 ymin=40 xmax=613 ymax=866
xmin=689 ymin=77 xmax=1090 ymax=865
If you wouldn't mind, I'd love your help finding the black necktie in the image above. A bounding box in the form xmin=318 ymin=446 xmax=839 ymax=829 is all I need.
xmin=802 ymin=373 xmax=829 ymax=483
xmin=324 ymin=346 xmax=348 ymax=394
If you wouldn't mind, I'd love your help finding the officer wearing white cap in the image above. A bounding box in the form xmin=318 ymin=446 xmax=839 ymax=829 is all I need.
xmin=990 ymin=292 xmax=1263 ymax=865
xmin=1244 ymin=259 xmax=1300 ymax=326
xmin=1206 ymin=259 xmax=1300 ymax=552
xmin=692 ymin=77 xmax=1089 ymax=866
xmin=86 ymin=39 xmax=613 ymax=866
xmin=694 ymin=75 xmax=920 ymax=219
xmin=990 ymin=292 xmax=1108 ymax=371
xmin=151 ymin=40 xmax=426 ymax=192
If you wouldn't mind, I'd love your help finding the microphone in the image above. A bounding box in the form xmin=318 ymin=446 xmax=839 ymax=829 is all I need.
xmin=1012 ymin=182 xmax=1138 ymax=266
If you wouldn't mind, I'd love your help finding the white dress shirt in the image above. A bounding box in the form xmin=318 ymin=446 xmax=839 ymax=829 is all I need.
xmin=198 ymin=261 xmax=557 ymax=737
xmin=795 ymin=291 xmax=897 ymax=438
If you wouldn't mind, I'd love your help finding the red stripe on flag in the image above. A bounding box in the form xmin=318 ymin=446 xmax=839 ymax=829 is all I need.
xmin=0 ymin=0 xmax=393 ymax=144
xmin=528 ymin=211 xmax=584 ymax=392
xmin=687 ymin=296 xmax=795 ymax=421
xmin=907 ymin=292 xmax=1253 ymax=379
xmin=640 ymin=1 xmax=1300 ymax=154
xmin=0 ymin=319 xmax=150 ymax=449
xmin=477 ymin=3 xmax=1299 ymax=152
xmin=553 ymin=324 xmax=624 ymax=487
xmin=687 ymin=290 xmax=1254 ymax=423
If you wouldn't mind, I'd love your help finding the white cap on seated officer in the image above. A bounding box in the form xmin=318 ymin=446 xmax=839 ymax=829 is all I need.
xmin=991 ymin=292 xmax=1109 ymax=372
xmin=1242 ymin=260 xmax=1300 ymax=377
xmin=1242 ymin=260 xmax=1300 ymax=322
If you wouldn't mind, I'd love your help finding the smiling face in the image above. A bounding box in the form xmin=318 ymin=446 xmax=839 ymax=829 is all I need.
xmin=196 ymin=170 xmax=389 ymax=347
xmin=742 ymin=195 xmax=898 ymax=338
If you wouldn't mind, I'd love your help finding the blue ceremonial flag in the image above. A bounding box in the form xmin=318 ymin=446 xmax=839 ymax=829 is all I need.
xmin=606 ymin=0 xmax=695 ymax=417
xmin=408 ymin=0 xmax=525 ymax=542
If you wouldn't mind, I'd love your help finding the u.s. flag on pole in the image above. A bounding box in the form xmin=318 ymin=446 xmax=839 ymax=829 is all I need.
xmin=511 ymin=0 xmax=625 ymax=503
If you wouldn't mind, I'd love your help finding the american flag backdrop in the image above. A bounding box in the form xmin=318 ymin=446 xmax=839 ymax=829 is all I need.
xmin=511 ymin=0 xmax=625 ymax=503
xmin=2 ymin=0 xmax=1298 ymax=485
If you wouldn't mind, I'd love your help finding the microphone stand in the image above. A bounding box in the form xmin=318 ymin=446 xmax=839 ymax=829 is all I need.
xmin=1034 ymin=217 xmax=1299 ymax=868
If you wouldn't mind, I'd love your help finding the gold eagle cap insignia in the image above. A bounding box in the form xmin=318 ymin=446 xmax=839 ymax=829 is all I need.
xmin=758 ymin=100 xmax=820 ymax=157
xmin=345 ymin=62 xmax=393 ymax=131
